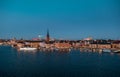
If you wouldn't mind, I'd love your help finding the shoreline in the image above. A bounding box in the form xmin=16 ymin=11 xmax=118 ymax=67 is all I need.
xmin=0 ymin=39 xmax=120 ymax=53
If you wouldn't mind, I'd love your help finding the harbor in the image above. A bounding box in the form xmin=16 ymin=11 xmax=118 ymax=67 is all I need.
xmin=0 ymin=37 xmax=120 ymax=53
xmin=1 ymin=31 xmax=120 ymax=77
xmin=0 ymin=30 xmax=120 ymax=53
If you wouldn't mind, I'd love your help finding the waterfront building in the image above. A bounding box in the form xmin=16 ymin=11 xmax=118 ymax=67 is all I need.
xmin=39 ymin=42 xmax=46 ymax=48
xmin=89 ymin=40 xmax=111 ymax=49
xmin=44 ymin=41 xmax=54 ymax=49
xmin=97 ymin=44 xmax=111 ymax=49
xmin=112 ymin=40 xmax=120 ymax=49
xmin=25 ymin=40 xmax=40 ymax=48
xmin=0 ymin=39 xmax=4 ymax=45
xmin=55 ymin=41 xmax=71 ymax=49
xmin=10 ymin=39 xmax=16 ymax=45
xmin=16 ymin=41 xmax=25 ymax=48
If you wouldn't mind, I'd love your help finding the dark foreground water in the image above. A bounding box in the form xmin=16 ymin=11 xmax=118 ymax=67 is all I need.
xmin=0 ymin=46 xmax=120 ymax=77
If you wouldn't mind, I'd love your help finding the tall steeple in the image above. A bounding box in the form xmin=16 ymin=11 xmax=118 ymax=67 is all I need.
xmin=46 ymin=29 xmax=50 ymax=43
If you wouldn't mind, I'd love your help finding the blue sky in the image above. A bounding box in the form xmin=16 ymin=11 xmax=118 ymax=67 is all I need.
xmin=0 ymin=0 xmax=120 ymax=40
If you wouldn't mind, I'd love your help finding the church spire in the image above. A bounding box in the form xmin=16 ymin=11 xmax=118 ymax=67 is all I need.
xmin=47 ymin=29 xmax=49 ymax=38
xmin=46 ymin=29 xmax=50 ymax=43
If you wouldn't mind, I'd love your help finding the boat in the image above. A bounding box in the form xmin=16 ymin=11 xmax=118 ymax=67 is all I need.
xmin=0 ymin=43 xmax=3 ymax=45
xmin=102 ymin=49 xmax=111 ymax=53
xmin=19 ymin=47 xmax=37 ymax=51
xmin=113 ymin=50 xmax=120 ymax=53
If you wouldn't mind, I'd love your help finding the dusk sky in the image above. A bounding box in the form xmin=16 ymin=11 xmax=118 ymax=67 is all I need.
xmin=0 ymin=0 xmax=120 ymax=40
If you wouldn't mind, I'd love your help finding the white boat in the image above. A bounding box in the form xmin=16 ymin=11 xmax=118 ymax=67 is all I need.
xmin=0 ymin=43 xmax=3 ymax=45
xmin=102 ymin=49 xmax=111 ymax=52
xmin=113 ymin=50 xmax=120 ymax=53
xmin=19 ymin=47 xmax=37 ymax=51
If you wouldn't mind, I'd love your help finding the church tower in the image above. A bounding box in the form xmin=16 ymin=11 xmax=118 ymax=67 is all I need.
xmin=46 ymin=29 xmax=50 ymax=43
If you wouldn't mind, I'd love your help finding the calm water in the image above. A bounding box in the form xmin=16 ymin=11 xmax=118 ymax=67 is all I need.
xmin=0 ymin=46 xmax=120 ymax=77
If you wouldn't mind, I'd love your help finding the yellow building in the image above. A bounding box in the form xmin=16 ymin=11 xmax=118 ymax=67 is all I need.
xmin=55 ymin=42 xmax=71 ymax=49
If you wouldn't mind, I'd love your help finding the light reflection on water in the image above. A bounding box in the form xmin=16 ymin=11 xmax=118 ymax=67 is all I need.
xmin=0 ymin=46 xmax=120 ymax=77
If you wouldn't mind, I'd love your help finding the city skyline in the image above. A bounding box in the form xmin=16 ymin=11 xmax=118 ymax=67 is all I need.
xmin=0 ymin=0 xmax=120 ymax=39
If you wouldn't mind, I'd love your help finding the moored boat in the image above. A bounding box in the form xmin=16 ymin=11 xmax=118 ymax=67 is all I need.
xmin=19 ymin=47 xmax=37 ymax=51
xmin=102 ymin=49 xmax=111 ymax=53
xmin=0 ymin=43 xmax=3 ymax=45
xmin=113 ymin=50 xmax=120 ymax=53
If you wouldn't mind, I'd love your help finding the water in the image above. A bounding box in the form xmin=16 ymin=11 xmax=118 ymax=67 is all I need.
xmin=0 ymin=46 xmax=120 ymax=77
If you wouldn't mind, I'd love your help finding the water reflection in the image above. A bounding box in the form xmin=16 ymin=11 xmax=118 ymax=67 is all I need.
xmin=1 ymin=46 xmax=120 ymax=77
xmin=16 ymin=48 xmax=120 ymax=57
xmin=116 ymin=53 xmax=120 ymax=56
